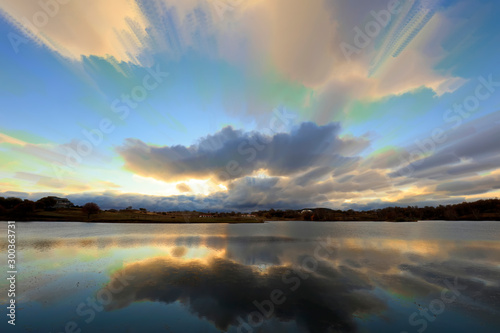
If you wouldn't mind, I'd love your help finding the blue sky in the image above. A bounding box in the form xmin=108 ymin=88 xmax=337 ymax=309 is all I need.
xmin=0 ymin=0 xmax=499 ymax=211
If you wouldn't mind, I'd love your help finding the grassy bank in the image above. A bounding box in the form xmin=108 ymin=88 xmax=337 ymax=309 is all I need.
xmin=12 ymin=208 xmax=264 ymax=223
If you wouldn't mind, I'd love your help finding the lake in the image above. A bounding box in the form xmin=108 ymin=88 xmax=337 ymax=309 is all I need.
xmin=1 ymin=221 xmax=499 ymax=333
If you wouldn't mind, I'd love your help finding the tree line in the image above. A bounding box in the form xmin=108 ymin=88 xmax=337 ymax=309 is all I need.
xmin=0 ymin=196 xmax=101 ymax=221
xmin=251 ymin=199 xmax=500 ymax=221
xmin=0 ymin=196 xmax=498 ymax=221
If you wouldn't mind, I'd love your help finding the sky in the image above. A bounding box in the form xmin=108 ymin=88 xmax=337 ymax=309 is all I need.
xmin=0 ymin=0 xmax=499 ymax=211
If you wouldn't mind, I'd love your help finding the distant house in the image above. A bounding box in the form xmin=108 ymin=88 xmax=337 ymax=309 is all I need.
xmin=48 ymin=196 xmax=74 ymax=209
xmin=199 ymin=214 xmax=213 ymax=218
xmin=301 ymin=209 xmax=313 ymax=214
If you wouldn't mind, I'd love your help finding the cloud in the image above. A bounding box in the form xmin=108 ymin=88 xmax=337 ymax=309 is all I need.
xmin=176 ymin=183 xmax=192 ymax=193
xmin=1 ymin=0 xmax=149 ymax=62
xmin=117 ymin=122 xmax=370 ymax=183
xmin=307 ymin=0 xmax=468 ymax=122
xmin=390 ymin=113 xmax=500 ymax=181
xmin=247 ymin=0 xmax=338 ymax=87
xmin=436 ymin=175 xmax=500 ymax=196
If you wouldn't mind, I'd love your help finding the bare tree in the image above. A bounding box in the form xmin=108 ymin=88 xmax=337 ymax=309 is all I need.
xmin=82 ymin=202 xmax=100 ymax=220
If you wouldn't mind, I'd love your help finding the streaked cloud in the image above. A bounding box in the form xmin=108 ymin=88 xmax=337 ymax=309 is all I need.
xmin=1 ymin=0 xmax=148 ymax=62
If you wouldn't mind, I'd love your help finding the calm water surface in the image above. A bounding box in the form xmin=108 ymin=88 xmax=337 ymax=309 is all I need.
xmin=1 ymin=221 xmax=499 ymax=333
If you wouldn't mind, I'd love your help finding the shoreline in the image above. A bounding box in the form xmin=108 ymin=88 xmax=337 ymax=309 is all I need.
xmin=17 ymin=220 xmax=266 ymax=224
xmin=4 ymin=219 xmax=499 ymax=224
